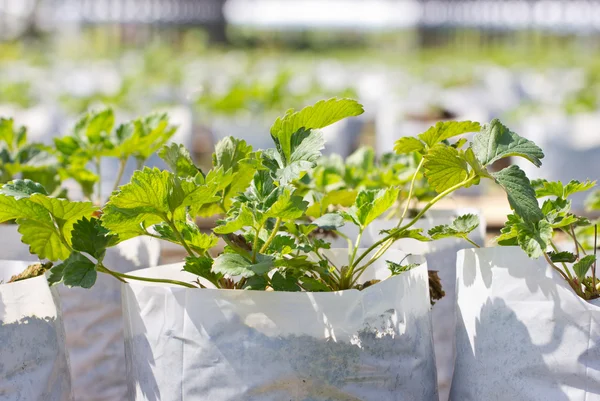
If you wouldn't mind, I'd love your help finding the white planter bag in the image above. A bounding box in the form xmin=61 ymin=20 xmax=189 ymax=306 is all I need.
xmin=0 ymin=260 xmax=73 ymax=401
xmin=451 ymin=247 xmax=600 ymax=401
xmin=59 ymin=237 xmax=161 ymax=401
xmin=0 ymin=224 xmax=38 ymax=262
xmin=366 ymin=209 xmax=485 ymax=401
xmin=122 ymin=249 xmax=438 ymax=401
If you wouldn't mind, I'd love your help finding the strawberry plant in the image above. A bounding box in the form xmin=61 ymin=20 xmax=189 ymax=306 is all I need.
xmin=497 ymin=179 xmax=599 ymax=300
xmin=53 ymin=108 xmax=176 ymax=204
xmin=0 ymin=99 xmax=547 ymax=293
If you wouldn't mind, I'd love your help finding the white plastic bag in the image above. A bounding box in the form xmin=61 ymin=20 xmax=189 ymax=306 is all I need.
xmin=366 ymin=209 xmax=485 ymax=401
xmin=0 ymin=260 xmax=73 ymax=401
xmin=59 ymin=237 xmax=160 ymax=401
xmin=122 ymin=249 xmax=438 ymax=401
xmin=451 ymin=246 xmax=600 ymax=401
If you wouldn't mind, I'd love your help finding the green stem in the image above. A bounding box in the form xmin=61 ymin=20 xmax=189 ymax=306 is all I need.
xmin=348 ymin=228 xmax=364 ymax=268
xmin=397 ymin=157 xmax=425 ymax=228
xmin=251 ymin=224 xmax=264 ymax=262
xmin=260 ymin=218 xmax=282 ymax=254
xmin=97 ymin=264 xmax=197 ymax=288
xmin=463 ymin=236 xmax=481 ymax=248
xmin=352 ymin=174 xmax=479 ymax=269
xmin=95 ymin=156 xmax=102 ymax=205
xmin=166 ymin=218 xmax=196 ymax=258
xmin=111 ymin=158 xmax=127 ymax=195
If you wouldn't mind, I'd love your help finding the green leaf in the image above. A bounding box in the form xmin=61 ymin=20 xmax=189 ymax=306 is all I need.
xmin=212 ymin=253 xmax=275 ymax=278
xmin=159 ymin=143 xmax=200 ymax=178
xmin=534 ymin=180 xmax=565 ymax=198
xmin=86 ymin=109 xmax=115 ymax=143
xmin=548 ymin=251 xmax=578 ymax=263
xmin=270 ymin=270 xmax=302 ymax=291
xmin=213 ymin=136 xmax=253 ymax=171
xmin=493 ymin=165 xmax=543 ymax=224
xmin=299 ymin=276 xmax=329 ymax=292
xmin=62 ymin=252 xmax=97 ymax=289
xmin=213 ymin=205 xmax=255 ymax=234
xmin=312 ymin=213 xmax=345 ymax=230
xmin=573 ymin=255 xmax=596 ymax=281
xmin=47 ymin=264 xmax=65 ymax=286
xmin=390 ymin=228 xmax=431 ymax=242
xmin=586 ymin=191 xmax=600 ymax=211
xmin=262 ymin=188 xmax=307 ymax=223
xmin=0 ymin=179 xmax=47 ymax=199
xmin=18 ymin=218 xmax=70 ymax=261
xmin=394 ymin=137 xmax=425 ymax=155
xmin=423 ymin=144 xmax=470 ymax=193
xmin=517 ymin=220 xmax=553 ymax=258
xmin=473 ymin=119 xmax=544 ymax=167
xmin=352 ymin=187 xmax=400 ymax=229
xmin=428 ymin=214 xmax=480 ymax=240
xmin=418 ymin=121 xmax=480 ymax=148
xmin=183 ymin=256 xmax=222 ymax=286
xmin=386 ymin=260 xmax=420 ymax=276
xmin=306 ymin=189 xmax=357 ymax=217
xmin=71 ymin=217 xmax=115 ymax=260
xmin=564 ymin=180 xmax=595 ymax=197
xmin=270 ymin=98 xmax=364 ymax=162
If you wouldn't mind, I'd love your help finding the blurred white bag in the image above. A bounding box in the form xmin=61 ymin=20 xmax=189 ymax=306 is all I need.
xmin=59 ymin=237 xmax=160 ymax=401
xmin=0 ymin=260 xmax=73 ymax=401
xmin=451 ymin=247 xmax=600 ymax=401
xmin=366 ymin=209 xmax=485 ymax=401
xmin=122 ymin=249 xmax=438 ymax=401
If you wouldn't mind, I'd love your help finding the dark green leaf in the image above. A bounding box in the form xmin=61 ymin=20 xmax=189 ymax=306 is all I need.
xmin=493 ymin=165 xmax=543 ymax=224
xmin=62 ymin=252 xmax=98 ymax=289
xmin=573 ymin=255 xmax=596 ymax=281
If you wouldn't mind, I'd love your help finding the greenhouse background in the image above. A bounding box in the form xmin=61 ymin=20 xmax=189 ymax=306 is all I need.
xmin=2 ymin=2 xmax=600 ymax=401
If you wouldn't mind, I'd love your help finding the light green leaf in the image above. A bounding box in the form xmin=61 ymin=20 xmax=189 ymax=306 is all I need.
xmin=0 ymin=179 xmax=47 ymax=199
xmin=270 ymin=98 xmax=364 ymax=162
xmin=353 ymin=187 xmax=400 ymax=229
xmin=108 ymin=167 xmax=175 ymax=216
xmin=263 ymin=188 xmax=307 ymax=222
xmin=473 ymin=119 xmax=544 ymax=167
xmin=18 ymin=217 xmax=70 ymax=261
xmin=564 ymin=180 xmax=596 ymax=197
xmin=212 ymin=253 xmax=275 ymax=278
xmin=213 ymin=205 xmax=255 ymax=234
xmin=394 ymin=137 xmax=425 ymax=155
xmin=428 ymin=214 xmax=480 ymax=240
xmin=306 ymin=189 xmax=357 ymax=218
xmin=534 ymin=179 xmax=565 ymax=198
xmin=213 ymin=136 xmax=253 ymax=171
xmin=493 ymin=165 xmax=543 ymax=224
xmin=423 ymin=144 xmax=469 ymax=193
xmin=312 ymin=213 xmax=345 ymax=230
xmin=573 ymin=255 xmax=596 ymax=281
xmin=387 ymin=260 xmax=420 ymax=276
xmin=418 ymin=121 xmax=480 ymax=148
xmin=86 ymin=109 xmax=114 ymax=143
xmin=159 ymin=143 xmax=200 ymax=178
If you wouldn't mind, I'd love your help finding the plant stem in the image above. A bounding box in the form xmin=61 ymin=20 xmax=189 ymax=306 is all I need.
xmin=97 ymin=264 xmax=197 ymax=288
xmin=348 ymin=228 xmax=364 ymax=268
xmin=260 ymin=218 xmax=282 ymax=253
xmin=251 ymin=224 xmax=263 ymax=262
xmin=352 ymin=174 xmax=478 ymax=269
xmin=166 ymin=218 xmax=196 ymax=258
xmin=463 ymin=236 xmax=481 ymax=248
xmin=397 ymin=157 xmax=425 ymax=228
xmin=334 ymin=229 xmax=354 ymax=255
xmin=111 ymin=158 xmax=127 ymax=195
xmin=594 ymin=224 xmax=598 ymax=295
xmin=95 ymin=156 xmax=102 ymax=205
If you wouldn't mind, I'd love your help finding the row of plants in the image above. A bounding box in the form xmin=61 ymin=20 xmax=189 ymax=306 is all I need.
xmin=1 ymin=97 xmax=599 ymax=401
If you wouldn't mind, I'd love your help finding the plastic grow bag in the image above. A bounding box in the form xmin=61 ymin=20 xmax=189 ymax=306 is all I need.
xmin=365 ymin=208 xmax=485 ymax=401
xmin=59 ymin=237 xmax=160 ymax=401
xmin=0 ymin=260 xmax=73 ymax=401
xmin=122 ymin=249 xmax=438 ymax=401
xmin=451 ymin=246 xmax=600 ymax=401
